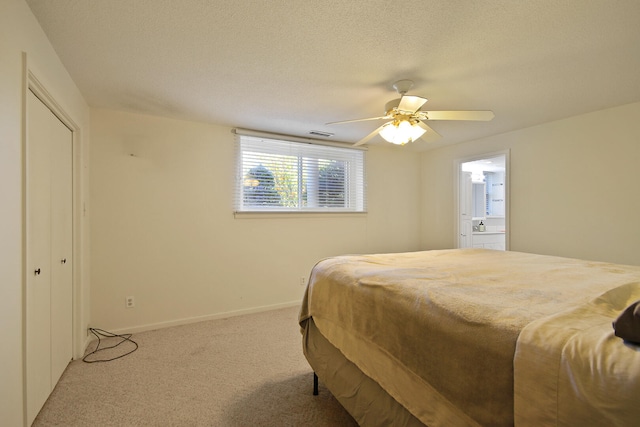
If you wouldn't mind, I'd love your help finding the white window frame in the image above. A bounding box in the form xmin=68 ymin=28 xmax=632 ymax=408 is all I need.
xmin=234 ymin=131 xmax=366 ymax=214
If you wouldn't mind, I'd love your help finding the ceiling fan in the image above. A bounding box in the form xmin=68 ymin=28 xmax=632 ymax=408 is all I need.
xmin=327 ymin=80 xmax=495 ymax=147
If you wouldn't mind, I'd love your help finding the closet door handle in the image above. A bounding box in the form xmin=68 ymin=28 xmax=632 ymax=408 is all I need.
xmin=34 ymin=268 xmax=41 ymax=275
xmin=61 ymin=258 xmax=67 ymax=264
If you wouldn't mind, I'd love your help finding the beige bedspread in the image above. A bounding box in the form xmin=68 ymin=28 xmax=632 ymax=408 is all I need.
xmin=299 ymin=249 xmax=640 ymax=426
xmin=515 ymin=281 xmax=640 ymax=426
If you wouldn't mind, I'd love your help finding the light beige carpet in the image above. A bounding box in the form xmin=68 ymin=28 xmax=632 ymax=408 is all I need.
xmin=34 ymin=306 xmax=357 ymax=426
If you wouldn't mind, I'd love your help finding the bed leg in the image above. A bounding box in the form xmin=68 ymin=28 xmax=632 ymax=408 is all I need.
xmin=313 ymin=372 xmax=319 ymax=395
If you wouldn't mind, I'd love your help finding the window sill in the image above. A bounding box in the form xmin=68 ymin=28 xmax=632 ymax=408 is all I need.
xmin=234 ymin=211 xmax=368 ymax=220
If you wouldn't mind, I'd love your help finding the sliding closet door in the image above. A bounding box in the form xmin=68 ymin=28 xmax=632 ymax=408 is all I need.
xmin=26 ymin=89 xmax=73 ymax=425
xmin=49 ymin=105 xmax=73 ymax=386
xmin=26 ymin=90 xmax=54 ymax=424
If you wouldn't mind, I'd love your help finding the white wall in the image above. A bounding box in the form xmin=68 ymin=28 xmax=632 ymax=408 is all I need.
xmin=421 ymin=101 xmax=640 ymax=266
xmin=0 ymin=1 xmax=91 ymax=425
xmin=90 ymin=109 xmax=421 ymax=332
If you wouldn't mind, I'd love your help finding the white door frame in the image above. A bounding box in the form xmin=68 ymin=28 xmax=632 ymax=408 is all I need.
xmin=22 ymin=56 xmax=85 ymax=420
xmin=453 ymin=150 xmax=510 ymax=250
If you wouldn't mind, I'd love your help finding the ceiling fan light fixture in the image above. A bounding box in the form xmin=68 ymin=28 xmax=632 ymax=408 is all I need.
xmin=379 ymin=120 xmax=426 ymax=145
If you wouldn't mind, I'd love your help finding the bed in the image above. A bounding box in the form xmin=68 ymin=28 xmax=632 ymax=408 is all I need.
xmin=298 ymin=249 xmax=640 ymax=426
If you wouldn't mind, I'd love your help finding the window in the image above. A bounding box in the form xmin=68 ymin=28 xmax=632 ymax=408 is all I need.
xmin=235 ymin=133 xmax=366 ymax=213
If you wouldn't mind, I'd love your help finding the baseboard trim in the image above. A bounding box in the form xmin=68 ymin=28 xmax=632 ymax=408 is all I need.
xmin=106 ymin=300 xmax=302 ymax=336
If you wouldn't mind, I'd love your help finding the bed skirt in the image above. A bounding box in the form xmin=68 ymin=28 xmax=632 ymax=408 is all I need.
xmin=302 ymin=317 xmax=425 ymax=426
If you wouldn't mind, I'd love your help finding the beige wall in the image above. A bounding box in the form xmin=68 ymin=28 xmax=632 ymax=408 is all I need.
xmin=0 ymin=0 xmax=91 ymax=425
xmin=421 ymin=101 xmax=640 ymax=266
xmin=89 ymin=109 xmax=422 ymax=332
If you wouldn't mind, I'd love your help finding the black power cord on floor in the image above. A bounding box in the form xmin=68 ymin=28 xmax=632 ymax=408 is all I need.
xmin=83 ymin=328 xmax=138 ymax=363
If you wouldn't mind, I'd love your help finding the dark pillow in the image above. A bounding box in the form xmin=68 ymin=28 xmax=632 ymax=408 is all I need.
xmin=613 ymin=300 xmax=640 ymax=344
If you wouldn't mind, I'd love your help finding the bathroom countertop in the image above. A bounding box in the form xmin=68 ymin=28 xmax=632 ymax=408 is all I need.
xmin=473 ymin=231 xmax=506 ymax=235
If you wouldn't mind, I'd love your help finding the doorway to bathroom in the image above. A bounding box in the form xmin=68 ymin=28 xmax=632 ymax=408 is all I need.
xmin=456 ymin=152 xmax=508 ymax=250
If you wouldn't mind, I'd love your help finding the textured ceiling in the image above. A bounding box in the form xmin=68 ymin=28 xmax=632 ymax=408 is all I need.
xmin=26 ymin=0 xmax=640 ymax=151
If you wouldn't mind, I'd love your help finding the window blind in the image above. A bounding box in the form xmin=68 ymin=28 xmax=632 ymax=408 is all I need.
xmin=235 ymin=134 xmax=366 ymax=213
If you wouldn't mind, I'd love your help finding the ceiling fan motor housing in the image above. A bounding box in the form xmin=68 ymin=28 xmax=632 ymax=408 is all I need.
xmin=385 ymin=98 xmax=402 ymax=114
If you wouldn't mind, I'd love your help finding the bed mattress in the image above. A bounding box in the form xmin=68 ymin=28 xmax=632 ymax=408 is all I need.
xmin=299 ymin=249 xmax=640 ymax=426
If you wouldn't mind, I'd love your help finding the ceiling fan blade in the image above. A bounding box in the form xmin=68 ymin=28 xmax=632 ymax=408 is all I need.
xmin=353 ymin=124 xmax=386 ymax=147
xmin=326 ymin=116 xmax=390 ymax=125
xmin=397 ymin=95 xmax=428 ymax=113
xmin=416 ymin=121 xmax=442 ymax=143
xmin=424 ymin=110 xmax=495 ymax=121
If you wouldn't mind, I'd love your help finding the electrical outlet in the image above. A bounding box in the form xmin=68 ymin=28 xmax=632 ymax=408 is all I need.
xmin=300 ymin=276 xmax=307 ymax=286
xmin=126 ymin=296 xmax=135 ymax=308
